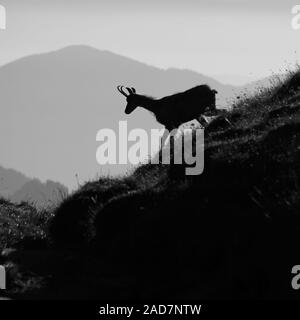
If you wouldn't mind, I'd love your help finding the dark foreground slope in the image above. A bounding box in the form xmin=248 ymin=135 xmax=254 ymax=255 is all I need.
xmin=1 ymin=70 xmax=300 ymax=300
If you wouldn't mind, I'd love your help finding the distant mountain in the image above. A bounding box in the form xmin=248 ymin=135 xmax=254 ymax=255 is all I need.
xmin=0 ymin=165 xmax=68 ymax=208
xmin=212 ymin=74 xmax=258 ymax=86
xmin=11 ymin=179 xmax=68 ymax=209
xmin=0 ymin=165 xmax=30 ymax=198
xmin=0 ymin=45 xmax=241 ymax=189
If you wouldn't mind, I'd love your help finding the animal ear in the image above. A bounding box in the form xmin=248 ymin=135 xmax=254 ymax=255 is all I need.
xmin=131 ymin=87 xmax=136 ymax=93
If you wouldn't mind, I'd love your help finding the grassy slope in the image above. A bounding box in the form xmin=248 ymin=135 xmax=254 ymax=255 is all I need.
xmin=0 ymin=199 xmax=51 ymax=251
xmin=1 ymin=70 xmax=300 ymax=299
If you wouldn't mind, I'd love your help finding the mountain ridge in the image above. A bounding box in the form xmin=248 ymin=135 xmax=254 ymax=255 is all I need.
xmin=0 ymin=165 xmax=68 ymax=208
xmin=0 ymin=165 xmax=31 ymax=198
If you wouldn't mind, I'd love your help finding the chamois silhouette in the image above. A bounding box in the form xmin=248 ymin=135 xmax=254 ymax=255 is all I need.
xmin=117 ymin=85 xmax=218 ymax=132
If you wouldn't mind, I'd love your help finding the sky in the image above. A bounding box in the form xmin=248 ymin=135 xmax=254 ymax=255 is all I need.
xmin=0 ymin=0 xmax=299 ymax=82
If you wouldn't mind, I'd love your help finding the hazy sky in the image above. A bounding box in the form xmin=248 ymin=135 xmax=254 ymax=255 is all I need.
xmin=0 ymin=0 xmax=299 ymax=81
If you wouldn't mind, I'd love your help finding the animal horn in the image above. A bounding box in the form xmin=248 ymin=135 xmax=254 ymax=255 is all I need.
xmin=117 ymin=85 xmax=129 ymax=97
xmin=126 ymin=87 xmax=133 ymax=95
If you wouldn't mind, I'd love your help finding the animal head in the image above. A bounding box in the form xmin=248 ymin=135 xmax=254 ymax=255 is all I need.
xmin=117 ymin=86 xmax=138 ymax=114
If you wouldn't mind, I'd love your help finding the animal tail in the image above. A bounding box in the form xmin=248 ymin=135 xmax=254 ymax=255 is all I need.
xmin=212 ymin=89 xmax=218 ymax=94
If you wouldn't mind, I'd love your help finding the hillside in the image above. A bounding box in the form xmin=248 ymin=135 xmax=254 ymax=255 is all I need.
xmin=0 ymin=199 xmax=50 ymax=251
xmin=1 ymin=69 xmax=300 ymax=300
xmin=0 ymin=45 xmax=240 ymax=189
